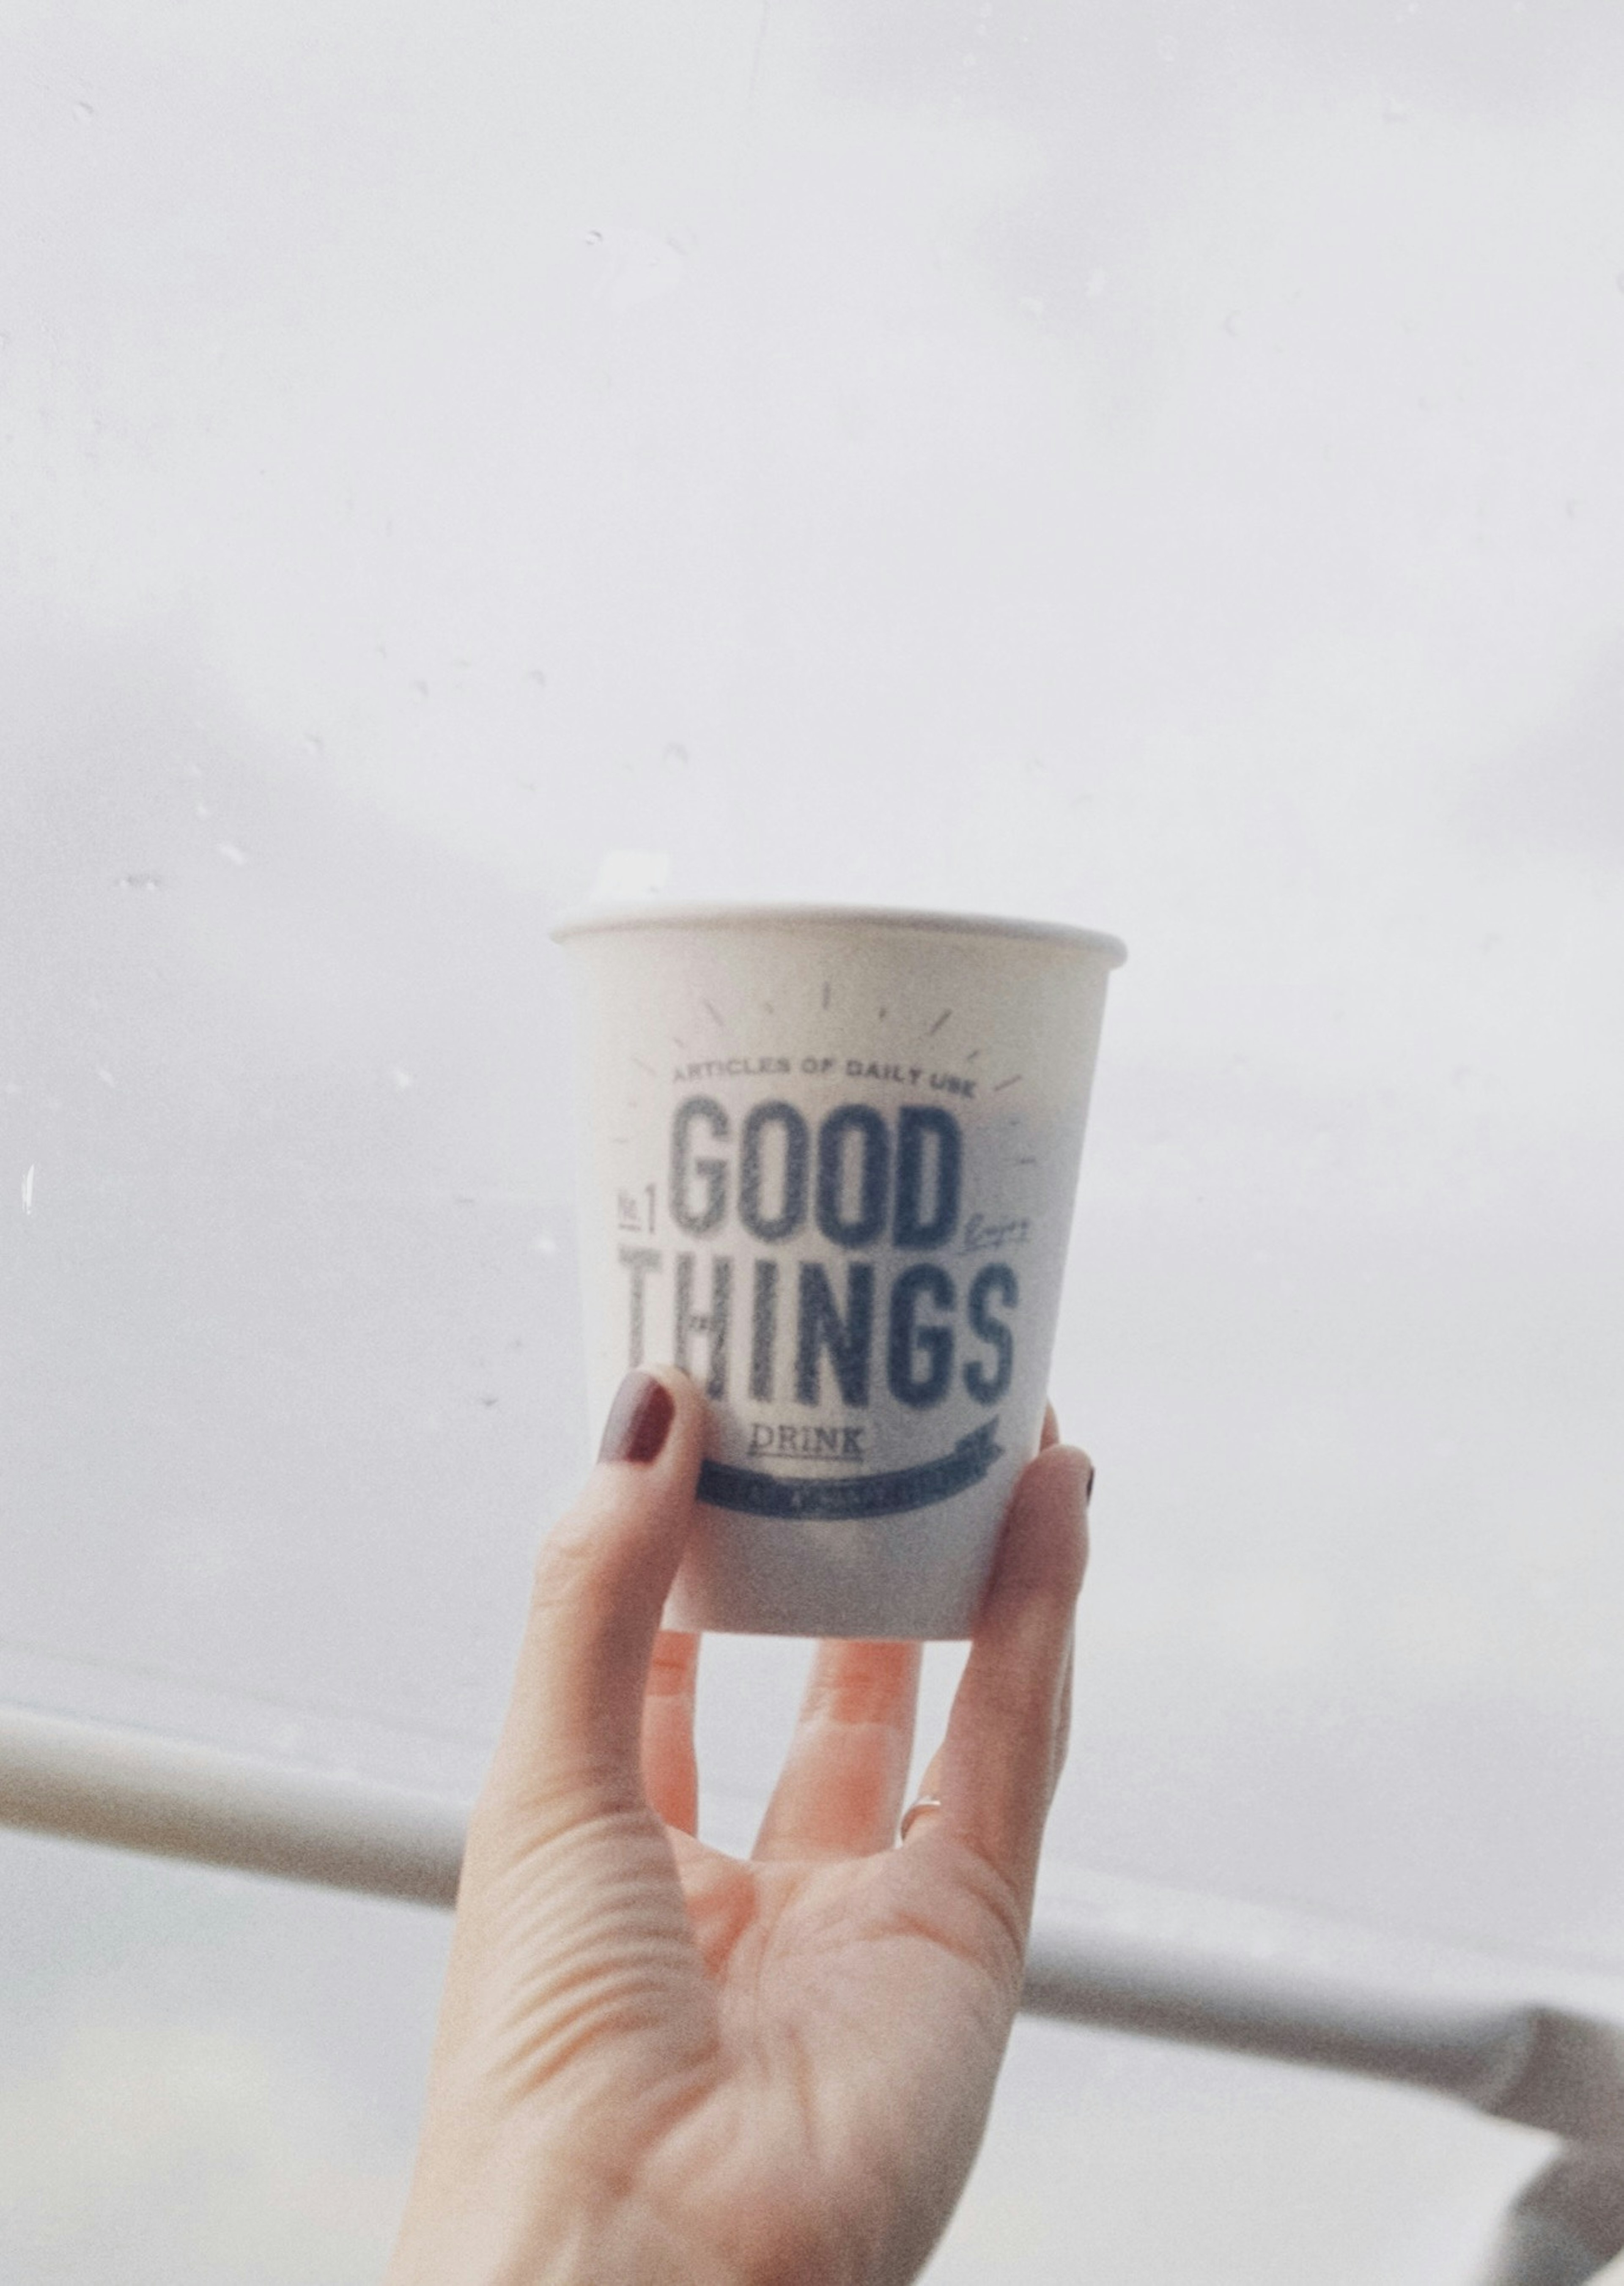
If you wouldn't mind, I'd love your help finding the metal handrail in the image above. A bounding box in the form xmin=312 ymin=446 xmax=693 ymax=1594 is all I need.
xmin=0 ymin=1701 xmax=465 ymax=1906
xmin=5 ymin=1698 xmax=1624 ymax=2283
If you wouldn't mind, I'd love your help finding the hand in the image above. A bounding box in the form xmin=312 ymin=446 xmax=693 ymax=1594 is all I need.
xmin=387 ymin=1369 xmax=1092 ymax=2286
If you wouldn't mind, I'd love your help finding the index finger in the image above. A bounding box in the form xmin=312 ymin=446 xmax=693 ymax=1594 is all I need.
xmin=483 ymin=1368 xmax=708 ymax=1825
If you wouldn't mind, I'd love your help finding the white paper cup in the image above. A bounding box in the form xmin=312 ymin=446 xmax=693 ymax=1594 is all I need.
xmin=553 ymin=902 xmax=1125 ymax=1639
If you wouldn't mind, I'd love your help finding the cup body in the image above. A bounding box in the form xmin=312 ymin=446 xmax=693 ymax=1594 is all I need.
xmin=554 ymin=903 xmax=1124 ymax=1638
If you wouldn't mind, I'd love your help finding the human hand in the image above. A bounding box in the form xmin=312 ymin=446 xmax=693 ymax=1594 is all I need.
xmin=386 ymin=1368 xmax=1092 ymax=2286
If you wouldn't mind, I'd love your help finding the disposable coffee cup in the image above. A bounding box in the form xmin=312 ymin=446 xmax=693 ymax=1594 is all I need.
xmin=553 ymin=902 xmax=1125 ymax=1639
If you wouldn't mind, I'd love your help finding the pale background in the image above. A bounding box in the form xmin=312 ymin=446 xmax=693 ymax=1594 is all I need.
xmin=3 ymin=0 xmax=1624 ymax=2277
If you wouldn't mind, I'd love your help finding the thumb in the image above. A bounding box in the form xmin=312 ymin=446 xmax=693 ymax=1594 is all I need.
xmin=483 ymin=1368 xmax=706 ymax=1824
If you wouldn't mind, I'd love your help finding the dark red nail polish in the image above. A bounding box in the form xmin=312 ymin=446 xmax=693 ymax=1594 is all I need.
xmin=598 ymin=1372 xmax=674 ymax=1464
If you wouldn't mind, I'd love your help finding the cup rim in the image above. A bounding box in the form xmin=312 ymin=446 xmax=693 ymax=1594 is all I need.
xmin=551 ymin=899 xmax=1127 ymax=965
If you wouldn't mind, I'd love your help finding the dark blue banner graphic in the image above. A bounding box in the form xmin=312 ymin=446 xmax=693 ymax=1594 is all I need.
xmin=698 ymin=1419 xmax=1003 ymax=1520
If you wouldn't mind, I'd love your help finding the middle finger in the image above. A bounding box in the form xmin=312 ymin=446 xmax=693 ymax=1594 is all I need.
xmin=754 ymin=1638 xmax=922 ymax=1861
xmin=641 ymin=1628 xmax=702 ymax=1834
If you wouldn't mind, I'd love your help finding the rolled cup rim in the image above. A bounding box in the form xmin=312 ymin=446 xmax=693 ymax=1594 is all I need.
xmin=550 ymin=899 xmax=1127 ymax=967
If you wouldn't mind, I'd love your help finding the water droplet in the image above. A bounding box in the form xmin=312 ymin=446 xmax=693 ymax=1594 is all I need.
xmin=216 ymin=841 xmax=247 ymax=867
xmin=526 ymin=668 xmax=548 ymax=686
xmin=591 ymin=848 xmax=670 ymax=900
xmin=533 ymin=1231 xmax=559 ymax=1255
xmin=21 ymin=1164 xmax=36 ymax=1214
xmin=591 ymin=227 xmax=686 ymax=312
xmin=115 ymin=872 xmax=163 ymax=891
xmin=390 ymin=1066 xmax=414 ymax=1091
xmin=411 ymin=679 xmax=430 ymax=699
xmin=663 ymin=741 xmax=689 ymax=767
xmin=584 ymin=229 xmax=603 ymax=247
xmin=72 ymin=100 xmax=95 ymax=123
xmin=95 ymin=1066 xmax=116 ymax=1088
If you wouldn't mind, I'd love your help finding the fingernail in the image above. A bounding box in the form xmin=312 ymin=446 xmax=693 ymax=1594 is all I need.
xmin=598 ymin=1371 xmax=675 ymax=1464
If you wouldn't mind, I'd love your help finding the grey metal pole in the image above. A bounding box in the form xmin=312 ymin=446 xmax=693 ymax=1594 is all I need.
xmin=0 ymin=1701 xmax=464 ymax=1908
xmin=6 ymin=1697 xmax=1624 ymax=2167
xmin=1022 ymin=1924 xmax=1624 ymax=2149
xmin=1465 ymin=2154 xmax=1624 ymax=2286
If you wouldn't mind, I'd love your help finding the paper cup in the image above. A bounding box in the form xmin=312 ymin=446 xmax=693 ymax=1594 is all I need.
xmin=553 ymin=902 xmax=1125 ymax=1639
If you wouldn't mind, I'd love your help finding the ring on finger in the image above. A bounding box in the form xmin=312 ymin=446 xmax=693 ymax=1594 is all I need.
xmin=899 ymin=1793 xmax=944 ymax=1842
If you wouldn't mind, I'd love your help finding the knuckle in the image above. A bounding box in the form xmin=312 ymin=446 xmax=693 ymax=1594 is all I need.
xmin=1048 ymin=1721 xmax=1071 ymax=1801
xmin=529 ymin=1510 xmax=614 ymax=1625
xmin=953 ymin=1847 xmax=1033 ymax=1996
xmin=1062 ymin=1519 xmax=1089 ymax=1601
xmin=467 ymin=1757 xmax=639 ymax=1875
xmin=646 ymin=1632 xmax=696 ymax=1696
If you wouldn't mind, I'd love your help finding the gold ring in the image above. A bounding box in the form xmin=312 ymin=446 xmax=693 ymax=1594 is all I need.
xmin=899 ymin=1794 xmax=944 ymax=1842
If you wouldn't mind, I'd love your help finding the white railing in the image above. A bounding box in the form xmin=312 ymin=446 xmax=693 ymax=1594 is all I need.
xmin=4 ymin=1698 xmax=1622 ymax=2285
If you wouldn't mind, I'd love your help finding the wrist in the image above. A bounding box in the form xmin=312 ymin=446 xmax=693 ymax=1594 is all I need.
xmin=544 ymin=2218 xmax=749 ymax=2286
xmin=387 ymin=2171 xmax=751 ymax=2286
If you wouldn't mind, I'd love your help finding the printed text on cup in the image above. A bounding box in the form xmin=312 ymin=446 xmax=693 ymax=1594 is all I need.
xmin=617 ymin=1096 xmax=1019 ymax=1414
